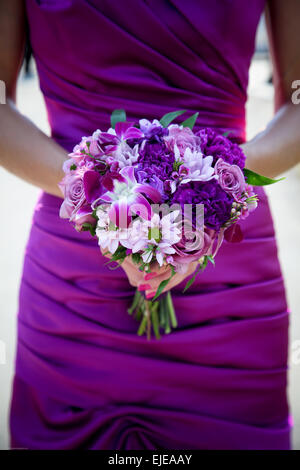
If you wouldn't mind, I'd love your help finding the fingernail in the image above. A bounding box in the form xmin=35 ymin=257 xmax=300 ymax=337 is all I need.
xmin=138 ymin=284 xmax=151 ymax=291
xmin=146 ymin=291 xmax=156 ymax=299
xmin=144 ymin=272 xmax=157 ymax=281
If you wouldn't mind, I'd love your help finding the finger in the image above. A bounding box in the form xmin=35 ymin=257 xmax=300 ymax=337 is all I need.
xmin=144 ymin=268 xmax=173 ymax=291
xmin=144 ymin=290 xmax=157 ymax=300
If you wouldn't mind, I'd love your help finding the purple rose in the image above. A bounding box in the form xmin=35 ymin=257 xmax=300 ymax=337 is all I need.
xmin=169 ymin=227 xmax=217 ymax=273
xmin=164 ymin=125 xmax=201 ymax=156
xmin=215 ymin=158 xmax=245 ymax=201
xmin=59 ymin=172 xmax=86 ymax=221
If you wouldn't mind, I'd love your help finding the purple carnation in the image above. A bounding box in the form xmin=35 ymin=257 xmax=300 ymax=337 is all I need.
xmin=135 ymin=141 xmax=175 ymax=201
xmin=196 ymin=128 xmax=246 ymax=169
xmin=172 ymin=180 xmax=233 ymax=230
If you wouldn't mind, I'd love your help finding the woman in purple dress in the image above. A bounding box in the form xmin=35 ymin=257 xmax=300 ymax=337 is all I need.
xmin=1 ymin=0 xmax=300 ymax=450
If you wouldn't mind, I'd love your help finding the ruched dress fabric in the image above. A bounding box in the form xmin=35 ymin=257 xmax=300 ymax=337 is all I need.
xmin=10 ymin=0 xmax=291 ymax=449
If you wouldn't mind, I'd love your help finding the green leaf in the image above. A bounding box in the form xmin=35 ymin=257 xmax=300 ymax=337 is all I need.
xmin=81 ymin=222 xmax=96 ymax=237
xmin=243 ymin=168 xmax=285 ymax=186
xmin=181 ymin=112 xmax=199 ymax=130
xmin=110 ymin=109 xmax=126 ymax=129
xmin=182 ymin=265 xmax=202 ymax=293
xmin=222 ymin=131 xmax=230 ymax=137
xmin=206 ymin=255 xmax=215 ymax=266
xmin=160 ymin=110 xmax=186 ymax=128
xmin=173 ymin=160 xmax=183 ymax=172
xmin=111 ymin=245 xmax=127 ymax=261
xmin=152 ymin=278 xmax=171 ymax=301
xmin=152 ymin=266 xmax=176 ymax=301
xmin=70 ymin=164 xmax=77 ymax=171
xmin=131 ymin=253 xmax=142 ymax=265
xmin=91 ymin=208 xmax=98 ymax=220
xmin=200 ymin=256 xmax=208 ymax=270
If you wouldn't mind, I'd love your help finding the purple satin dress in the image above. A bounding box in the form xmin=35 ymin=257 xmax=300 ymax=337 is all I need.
xmin=10 ymin=0 xmax=291 ymax=449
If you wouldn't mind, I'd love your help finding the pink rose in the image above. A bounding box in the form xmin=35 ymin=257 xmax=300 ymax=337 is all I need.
xmin=169 ymin=226 xmax=217 ymax=273
xmin=74 ymin=205 xmax=95 ymax=231
xmin=215 ymin=158 xmax=245 ymax=201
xmin=164 ymin=125 xmax=201 ymax=156
xmin=59 ymin=172 xmax=86 ymax=221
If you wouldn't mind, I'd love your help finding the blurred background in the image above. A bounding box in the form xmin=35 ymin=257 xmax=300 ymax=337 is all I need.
xmin=0 ymin=16 xmax=300 ymax=449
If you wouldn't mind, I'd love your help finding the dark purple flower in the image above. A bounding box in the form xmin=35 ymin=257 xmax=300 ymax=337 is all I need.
xmin=196 ymin=128 xmax=246 ymax=169
xmin=135 ymin=140 xmax=175 ymax=201
xmin=172 ymin=179 xmax=234 ymax=230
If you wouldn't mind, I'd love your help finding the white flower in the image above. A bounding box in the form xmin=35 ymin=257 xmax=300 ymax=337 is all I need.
xmin=120 ymin=217 xmax=149 ymax=253
xmin=175 ymin=145 xmax=216 ymax=184
xmin=141 ymin=211 xmax=181 ymax=266
xmin=95 ymin=205 xmax=126 ymax=254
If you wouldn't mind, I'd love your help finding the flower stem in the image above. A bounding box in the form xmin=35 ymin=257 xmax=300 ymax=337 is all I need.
xmin=145 ymin=300 xmax=151 ymax=340
xmin=166 ymin=291 xmax=177 ymax=328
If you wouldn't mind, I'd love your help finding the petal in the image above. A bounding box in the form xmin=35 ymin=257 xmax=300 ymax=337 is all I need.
xmin=74 ymin=206 xmax=95 ymax=227
xmin=132 ymin=239 xmax=148 ymax=253
xmin=120 ymin=165 xmax=137 ymax=184
xmin=97 ymin=192 xmax=114 ymax=203
xmin=156 ymin=251 xmax=164 ymax=266
xmin=224 ymin=224 xmax=244 ymax=243
xmin=102 ymin=171 xmax=125 ymax=191
xmin=123 ymin=127 xmax=144 ymax=140
xmin=98 ymin=132 xmax=118 ymax=145
xmin=115 ymin=121 xmax=134 ymax=139
xmin=203 ymin=155 xmax=213 ymax=166
xmin=108 ymin=199 xmax=131 ymax=228
xmin=129 ymin=193 xmax=153 ymax=221
xmin=59 ymin=199 xmax=74 ymax=219
xmin=134 ymin=183 xmax=162 ymax=203
xmin=83 ymin=170 xmax=103 ymax=203
xmin=110 ymin=239 xmax=119 ymax=254
xmin=142 ymin=251 xmax=153 ymax=263
xmin=174 ymin=144 xmax=181 ymax=161
xmin=75 ymin=205 xmax=93 ymax=219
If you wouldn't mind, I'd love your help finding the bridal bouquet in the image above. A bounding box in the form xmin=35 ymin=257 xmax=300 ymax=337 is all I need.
xmin=59 ymin=109 xmax=282 ymax=339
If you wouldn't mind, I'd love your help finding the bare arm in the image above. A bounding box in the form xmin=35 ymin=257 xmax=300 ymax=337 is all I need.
xmin=241 ymin=0 xmax=300 ymax=177
xmin=0 ymin=0 xmax=66 ymax=197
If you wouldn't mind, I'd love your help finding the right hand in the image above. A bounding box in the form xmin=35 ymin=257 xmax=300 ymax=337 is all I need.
xmin=101 ymin=248 xmax=197 ymax=298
